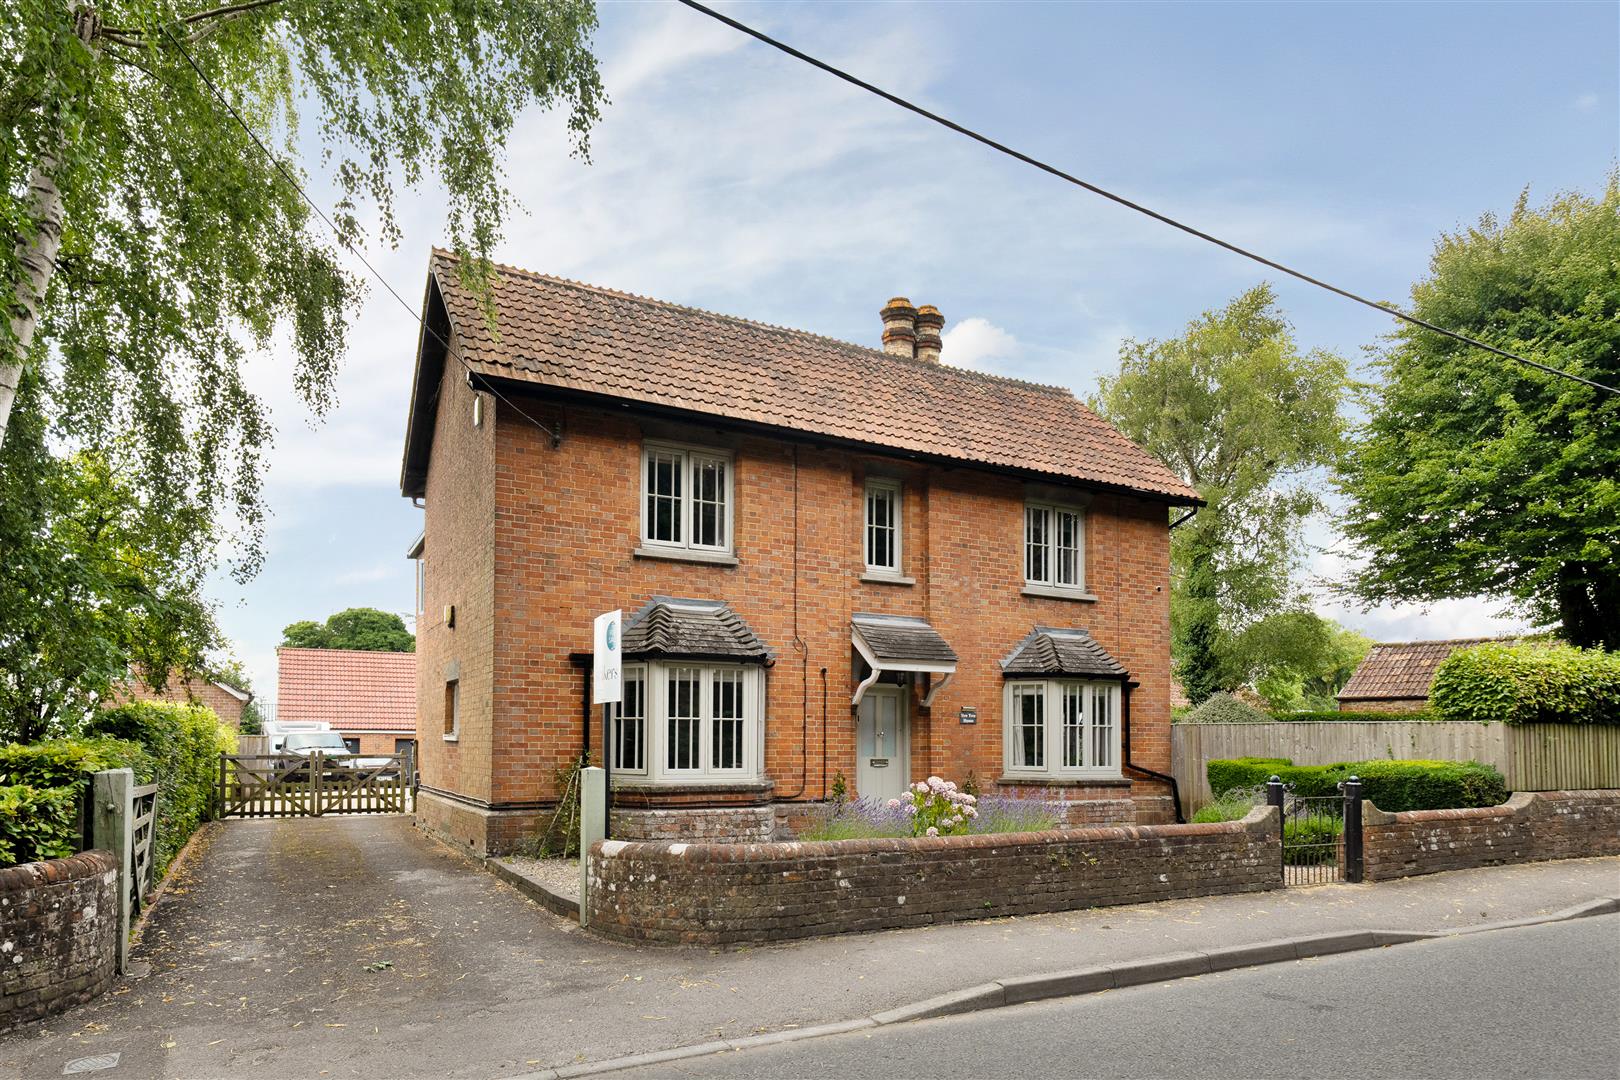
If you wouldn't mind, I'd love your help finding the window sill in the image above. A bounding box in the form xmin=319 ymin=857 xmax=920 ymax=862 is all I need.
xmin=997 ymin=774 xmax=1129 ymax=788
xmin=634 ymin=545 xmax=739 ymax=567
xmin=1021 ymin=584 xmax=1099 ymax=603
xmin=860 ymin=571 xmax=916 ymax=586
xmin=612 ymin=779 xmax=773 ymax=794
xmin=443 ymin=735 xmax=459 ymax=743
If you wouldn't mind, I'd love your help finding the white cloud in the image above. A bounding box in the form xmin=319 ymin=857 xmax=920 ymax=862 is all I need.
xmin=941 ymin=317 xmax=1021 ymax=370
xmin=1574 ymin=92 xmax=1601 ymax=112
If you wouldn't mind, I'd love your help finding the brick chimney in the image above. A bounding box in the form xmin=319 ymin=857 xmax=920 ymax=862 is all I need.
xmin=881 ymin=297 xmax=917 ymax=358
xmin=914 ymin=305 xmax=944 ymax=363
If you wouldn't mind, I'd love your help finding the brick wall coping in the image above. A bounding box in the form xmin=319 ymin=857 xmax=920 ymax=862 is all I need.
xmin=595 ymin=806 xmax=1274 ymax=864
xmin=0 ymin=849 xmax=117 ymax=892
xmin=1364 ymin=789 xmax=1618 ymax=826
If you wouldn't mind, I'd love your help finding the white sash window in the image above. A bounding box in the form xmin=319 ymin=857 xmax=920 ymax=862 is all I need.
xmin=609 ymin=662 xmax=762 ymax=783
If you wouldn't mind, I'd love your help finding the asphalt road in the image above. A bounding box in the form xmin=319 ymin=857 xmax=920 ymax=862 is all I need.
xmin=632 ymin=913 xmax=1620 ymax=1080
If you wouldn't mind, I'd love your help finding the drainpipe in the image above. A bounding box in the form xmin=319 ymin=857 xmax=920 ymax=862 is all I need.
xmin=1121 ymin=679 xmax=1185 ymax=824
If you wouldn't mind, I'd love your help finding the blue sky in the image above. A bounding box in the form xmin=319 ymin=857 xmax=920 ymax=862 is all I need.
xmin=221 ymin=0 xmax=1619 ymax=697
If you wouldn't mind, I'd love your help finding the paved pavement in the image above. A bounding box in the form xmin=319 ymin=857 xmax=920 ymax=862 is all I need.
xmin=2 ymin=816 xmax=1617 ymax=1079
xmin=623 ymin=914 xmax=1620 ymax=1079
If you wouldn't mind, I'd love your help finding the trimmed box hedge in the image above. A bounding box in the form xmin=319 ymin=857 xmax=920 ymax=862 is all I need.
xmin=1431 ymin=642 xmax=1620 ymax=725
xmin=1207 ymin=756 xmax=1508 ymax=813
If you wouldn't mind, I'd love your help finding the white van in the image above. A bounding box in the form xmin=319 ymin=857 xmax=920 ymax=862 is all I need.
xmin=261 ymin=720 xmax=331 ymax=753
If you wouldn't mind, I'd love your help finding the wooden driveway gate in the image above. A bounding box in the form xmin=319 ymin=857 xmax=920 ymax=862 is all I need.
xmin=216 ymin=752 xmax=413 ymax=818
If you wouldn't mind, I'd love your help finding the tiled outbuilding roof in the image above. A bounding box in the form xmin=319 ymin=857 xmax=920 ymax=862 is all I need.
xmin=1336 ymin=638 xmax=1512 ymax=703
xmin=622 ymin=597 xmax=773 ymax=663
xmin=276 ymin=648 xmax=418 ymax=733
xmin=851 ymin=613 xmax=958 ymax=667
xmin=1000 ymin=626 xmax=1128 ymax=679
xmin=401 ymin=251 xmax=1201 ymax=504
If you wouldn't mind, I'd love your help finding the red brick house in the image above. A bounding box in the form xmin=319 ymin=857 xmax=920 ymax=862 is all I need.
xmin=121 ymin=670 xmax=252 ymax=729
xmin=399 ymin=251 xmax=1201 ymax=854
xmin=275 ymin=647 xmax=418 ymax=757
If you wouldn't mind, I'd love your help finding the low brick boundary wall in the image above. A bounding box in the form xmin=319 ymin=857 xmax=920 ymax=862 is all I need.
xmin=586 ymin=805 xmax=1280 ymax=945
xmin=611 ymin=806 xmax=776 ymax=844
xmin=1363 ymin=790 xmax=1620 ymax=882
xmin=1 ymin=850 xmax=120 ymax=1034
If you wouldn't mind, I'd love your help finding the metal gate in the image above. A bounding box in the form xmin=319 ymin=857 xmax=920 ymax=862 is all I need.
xmin=216 ymin=751 xmax=413 ymax=818
xmin=1268 ymin=776 xmax=1363 ymax=886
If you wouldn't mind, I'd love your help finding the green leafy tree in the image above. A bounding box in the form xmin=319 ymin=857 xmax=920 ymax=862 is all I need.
xmin=281 ymin=607 xmax=413 ymax=653
xmin=0 ymin=370 xmax=218 ymax=743
xmin=1338 ymin=179 xmax=1620 ymax=649
xmin=1093 ymin=284 xmax=1347 ymax=703
xmin=1243 ymin=614 xmax=1373 ymax=712
xmin=1 ymin=0 xmax=605 ymax=580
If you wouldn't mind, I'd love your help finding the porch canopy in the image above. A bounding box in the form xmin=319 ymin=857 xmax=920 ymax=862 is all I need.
xmin=851 ymin=613 xmax=958 ymax=707
xmin=999 ymin=626 xmax=1128 ymax=680
xmin=622 ymin=596 xmax=773 ymax=664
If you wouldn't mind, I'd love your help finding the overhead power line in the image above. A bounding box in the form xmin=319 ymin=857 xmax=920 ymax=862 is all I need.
xmin=676 ymin=0 xmax=1618 ymax=397
xmin=156 ymin=24 xmax=564 ymax=449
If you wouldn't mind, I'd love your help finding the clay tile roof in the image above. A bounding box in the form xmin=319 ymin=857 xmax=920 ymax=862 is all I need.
xmin=1000 ymin=626 xmax=1128 ymax=679
xmin=402 ymin=251 xmax=1201 ymax=503
xmin=1336 ymin=638 xmax=1513 ymax=703
xmin=275 ymin=648 xmax=418 ymax=733
xmin=852 ymin=613 xmax=958 ymax=666
xmin=622 ymin=597 xmax=773 ymax=663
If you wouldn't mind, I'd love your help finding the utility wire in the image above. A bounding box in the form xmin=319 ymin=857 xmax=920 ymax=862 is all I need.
xmin=676 ymin=0 xmax=1618 ymax=397
xmin=156 ymin=24 xmax=564 ymax=447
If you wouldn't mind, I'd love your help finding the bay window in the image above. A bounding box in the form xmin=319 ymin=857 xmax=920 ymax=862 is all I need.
xmin=1003 ymin=680 xmax=1120 ymax=778
xmin=608 ymin=662 xmax=762 ymax=782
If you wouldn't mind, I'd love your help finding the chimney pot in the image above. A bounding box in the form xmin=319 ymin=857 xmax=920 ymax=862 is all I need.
xmin=881 ymin=297 xmax=917 ymax=358
xmin=914 ymin=305 xmax=944 ymax=363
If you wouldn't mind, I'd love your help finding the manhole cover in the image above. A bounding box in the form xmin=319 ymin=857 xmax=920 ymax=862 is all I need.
xmin=62 ymin=1054 xmax=120 ymax=1074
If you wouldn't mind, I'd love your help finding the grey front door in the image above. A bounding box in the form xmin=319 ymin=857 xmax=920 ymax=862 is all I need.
xmin=856 ymin=686 xmax=909 ymax=801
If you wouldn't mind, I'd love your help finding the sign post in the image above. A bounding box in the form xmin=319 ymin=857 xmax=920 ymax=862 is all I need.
xmin=592 ymin=610 xmax=623 ymax=839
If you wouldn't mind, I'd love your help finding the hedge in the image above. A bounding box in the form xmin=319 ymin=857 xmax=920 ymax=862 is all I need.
xmin=1431 ymin=642 xmax=1620 ymax=725
xmin=1207 ymin=756 xmax=1508 ymax=812
xmin=1267 ymin=709 xmax=1442 ymax=724
xmin=1179 ymin=692 xmax=1271 ymax=725
xmin=89 ymin=701 xmax=235 ymax=875
xmin=0 ymin=785 xmax=81 ymax=866
xmin=0 ymin=737 xmax=152 ymax=870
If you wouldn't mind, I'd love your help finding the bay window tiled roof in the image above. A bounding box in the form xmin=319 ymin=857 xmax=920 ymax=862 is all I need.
xmin=1000 ymin=626 xmax=1127 ymax=679
xmin=622 ymin=597 xmax=773 ymax=664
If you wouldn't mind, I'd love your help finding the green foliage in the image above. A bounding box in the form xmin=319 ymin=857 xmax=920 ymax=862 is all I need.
xmin=1191 ymin=789 xmax=1261 ymax=823
xmin=1181 ymin=692 xmax=1271 ymax=725
xmin=828 ymin=771 xmax=849 ymax=806
xmin=88 ymin=700 xmax=234 ymax=875
xmin=1431 ymin=642 xmax=1620 ymax=725
xmin=1206 ymin=756 xmax=1508 ymax=812
xmin=0 ymin=735 xmax=151 ymax=869
xmin=1092 ymin=285 xmax=1347 ymax=703
xmin=0 ymin=736 xmax=152 ymax=788
xmin=281 ymin=608 xmax=414 ymax=652
xmin=0 ymin=372 xmax=218 ymax=743
xmin=1269 ymin=709 xmax=1441 ymax=723
xmin=0 ymin=784 xmax=80 ymax=866
xmin=2 ymin=0 xmax=605 ymax=595
xmin=1350 ymin=759 xmax=1509 ymax=811
xmin=1247 ymin=616 xmax=1374 ymax=712
xmin=1337 ymin=177 xmax=1620 ymax=650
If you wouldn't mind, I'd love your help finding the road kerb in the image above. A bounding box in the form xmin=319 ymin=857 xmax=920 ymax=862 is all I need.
xmin=508 ymin=899 xmax=1620 ymax=1079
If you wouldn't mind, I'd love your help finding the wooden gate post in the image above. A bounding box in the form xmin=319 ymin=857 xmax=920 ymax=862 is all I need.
xmin=91 ymin=769 xmax=134 ymax=975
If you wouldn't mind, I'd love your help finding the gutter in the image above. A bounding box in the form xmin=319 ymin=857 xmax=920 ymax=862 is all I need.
xmin=1121 ymin=679 xmax=1184 ymax=824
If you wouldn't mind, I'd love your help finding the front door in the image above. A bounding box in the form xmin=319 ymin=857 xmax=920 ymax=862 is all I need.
xmin=856 ymin=686 xmax=909 ymax=802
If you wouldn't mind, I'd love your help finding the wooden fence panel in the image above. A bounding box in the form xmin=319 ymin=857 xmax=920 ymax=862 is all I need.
xmin=1171 ymin=721 xmax=1620 ymax=811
